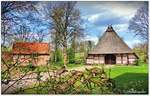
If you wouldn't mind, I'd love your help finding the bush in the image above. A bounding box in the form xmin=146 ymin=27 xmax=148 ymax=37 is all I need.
xmin=52 ymin=49 xmax=63 ymax=63
xmin=18 ymin=67 xmax=115 ymax=94
xmin=67 ymin=48 xmax=75 ymax=64
xmin=133 ymin=59 xmax=147 ymax=66
xmin=132 ymin=60 xmax=139 ymax=66
xmin=20 ymin=63 xmax=36 ymax=73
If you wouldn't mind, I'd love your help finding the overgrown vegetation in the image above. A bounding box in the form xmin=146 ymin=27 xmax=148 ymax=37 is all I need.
xmin=10 ymin=63 xmax=148 ymax=94
xmin=16 ymin=67 xmax=115 ymax=94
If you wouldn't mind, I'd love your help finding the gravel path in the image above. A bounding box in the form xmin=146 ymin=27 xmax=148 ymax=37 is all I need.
xmin=1 ymin=65 xmax=114 ymax=94
xmin=68 ymin=65 xmax=114 ymax=71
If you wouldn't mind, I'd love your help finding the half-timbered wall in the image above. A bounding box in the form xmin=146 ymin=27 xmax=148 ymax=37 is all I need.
xmin=128 ymin=54 xmax=137 ymax=64
xmin=86 ymin=55 xmax=104 ymax=64
xmin=116 ymin=54 xmax=137 ymax=64
xmin=94 ymin=56 xmax=99 ymax=64
xmin=122 ymin=54 xmax=128 ymax=64
xmin=86 ymin=53 xmax=137 ymax=64
xmin=116 ymin=55 xmax=122 ymax=64
xmin=13 ymin=55 xmax=50 ymax=66
xmin=99 ymin=56 xmax=104 ymax=63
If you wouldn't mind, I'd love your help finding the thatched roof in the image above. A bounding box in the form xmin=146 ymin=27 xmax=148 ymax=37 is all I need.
xmin=89 ymin=25 xmax=133 ymax=54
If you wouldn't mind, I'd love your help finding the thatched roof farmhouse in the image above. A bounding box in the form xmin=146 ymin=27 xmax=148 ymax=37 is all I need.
xmin=86 ymin=25 xmax=138 ymax=64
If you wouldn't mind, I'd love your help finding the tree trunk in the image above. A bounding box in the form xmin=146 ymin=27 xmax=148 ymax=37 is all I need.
xmin=63 ymin=40 xmax=67 ymax=69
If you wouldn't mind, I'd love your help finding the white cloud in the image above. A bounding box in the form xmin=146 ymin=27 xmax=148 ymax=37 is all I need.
xmin=78 ymin=1 xmax=144 ymax=17
xmin=113 ymin=24 xmax=129 ymax=33
xmin=100 ymin=2 xmax=142 ymax=17
xmin=87 ymin=14 xmax=100 ymax=23
xmin=78 ymin=1 xmax=144 ymax=23
xmin=85 ymin=35 xmax=99 ymax=45
xmin=125 ymin=39 xmax=142 ymax=48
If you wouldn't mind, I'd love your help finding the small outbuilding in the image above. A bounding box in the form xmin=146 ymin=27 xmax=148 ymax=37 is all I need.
xmin=86 ymin=25 xmax=138 ymax=65
xmin=12 ymin=42 xmax=51 ymax=66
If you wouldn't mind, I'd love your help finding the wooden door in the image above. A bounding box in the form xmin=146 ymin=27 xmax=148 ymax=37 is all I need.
xmin=105 ymin=54 xmax=116 ymax=64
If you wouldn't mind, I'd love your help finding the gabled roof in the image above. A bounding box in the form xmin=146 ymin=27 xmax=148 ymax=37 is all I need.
xmin=12 ymin=42 xmax=50 ymax=55
xmin=89 ymin=25 xmax=133 ymax=54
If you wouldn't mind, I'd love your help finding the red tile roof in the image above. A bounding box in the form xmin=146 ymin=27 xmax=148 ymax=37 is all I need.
xmin=12 ymin=42 xmax=50 ymax=55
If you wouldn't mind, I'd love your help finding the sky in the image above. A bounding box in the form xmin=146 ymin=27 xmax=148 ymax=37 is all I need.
xmin=76 ymin=1 xmax=145 ymax=48
xmin=5 ymin=1 xmax=146 ymax=48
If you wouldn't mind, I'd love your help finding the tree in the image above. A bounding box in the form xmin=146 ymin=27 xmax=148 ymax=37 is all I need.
xmin=87 ymin=40 xmax=93 ymax=53
xmin=128 ymin=2 xmax=148 ymax=42
xmin=68 ymin=25 xmax=85 ymax=63
xmin=133 ymin=42 xmax=148 ymax=63
xmin=49 ymin=2 xmax=82 ymax=68
xmin=128 ymin=2 xmax=148 ymax=63
xmin=84 ymin=40 xmax=95 ymax=60
xmin=1 ymin=1 xmax=37 ymax=47
xmin=68 ymin=47 xmax=75 ymax=63
xmin=1 ymin=1 xmax=37 ymax=22
xmin=13 ymin=25 xmax=31 ymax=42
xmin=1 ymin=1 xmax=50 ymax=47
xmin=50 ymin=29 xmax=62 ymax=63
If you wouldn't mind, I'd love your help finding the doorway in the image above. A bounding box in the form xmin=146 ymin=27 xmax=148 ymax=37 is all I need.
xmin=105 ymin=54 xmax=116 ymax=64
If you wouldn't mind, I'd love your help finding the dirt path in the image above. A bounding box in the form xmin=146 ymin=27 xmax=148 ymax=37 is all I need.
xmin=68 ymin=65 xmax=114 ymax=71
xmin=2 ymin=65 xmax=114 ymax=94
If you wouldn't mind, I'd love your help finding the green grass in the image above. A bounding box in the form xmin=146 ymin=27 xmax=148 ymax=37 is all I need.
xmin=107 ymin=64 xmax=148 ymax=78
xmin=106 ymin=64 xmax=148 ymax=94
xmin=75 ymin=52 xmax=84 ymax=60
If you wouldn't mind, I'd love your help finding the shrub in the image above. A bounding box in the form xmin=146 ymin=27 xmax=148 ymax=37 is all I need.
xmin=132 ymin=60 xmax=139 ymax=66
xmin=19 ymin=67 xmax=115 ymax=94
xmin=52 ymin=49 xmax=63 ymax=63
xmin=20 ymin=63 xmax=36 ymax=73
xmin=67 ymin=48 xmax=75 ymax=64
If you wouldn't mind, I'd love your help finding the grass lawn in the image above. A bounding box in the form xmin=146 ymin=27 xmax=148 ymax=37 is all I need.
xmin=106 ymin=64 xmax=148 ymax=94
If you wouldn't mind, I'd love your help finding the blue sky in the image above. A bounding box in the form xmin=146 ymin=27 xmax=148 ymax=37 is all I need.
xmin=12 ymin=1 xmax=145 ymax=48
xmin=76 ymin=1 xmax=145 ymax=48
